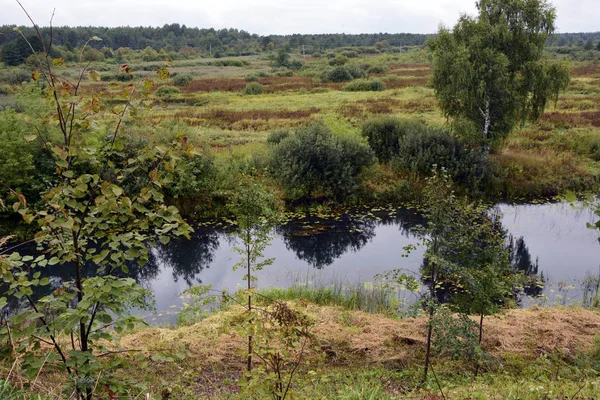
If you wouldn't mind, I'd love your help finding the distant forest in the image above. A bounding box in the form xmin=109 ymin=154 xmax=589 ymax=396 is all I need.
xmin=1 ymin=24 xmax=599 ymax=65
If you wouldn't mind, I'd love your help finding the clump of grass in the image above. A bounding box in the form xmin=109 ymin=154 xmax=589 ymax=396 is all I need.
xmin=257 ymin=278 xmax=415 ymax=316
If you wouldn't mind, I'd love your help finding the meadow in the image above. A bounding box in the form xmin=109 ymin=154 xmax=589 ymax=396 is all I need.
xmin=85 ymin=50 xmax=600 ymax=203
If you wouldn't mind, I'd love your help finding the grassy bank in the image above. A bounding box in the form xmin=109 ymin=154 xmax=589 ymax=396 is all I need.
xmin=6 ymin=303 xmax=600 ymax=399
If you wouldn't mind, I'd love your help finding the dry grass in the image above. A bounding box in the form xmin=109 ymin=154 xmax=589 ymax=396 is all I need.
xmin=120 ymin=305 xmax=600 ymax=371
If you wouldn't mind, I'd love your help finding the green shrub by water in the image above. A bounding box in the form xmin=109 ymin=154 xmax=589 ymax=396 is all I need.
xmin=394 ymin=126 xmax=495 ymax=192
xmin=269 ymin=122 xmax=375 ymax=202
xmin=362 ymin=117 xmax=419 ymax=162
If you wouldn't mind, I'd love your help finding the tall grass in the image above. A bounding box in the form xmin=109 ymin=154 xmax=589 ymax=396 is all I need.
xmin=257 ymin=275 xmax=419 ymax=317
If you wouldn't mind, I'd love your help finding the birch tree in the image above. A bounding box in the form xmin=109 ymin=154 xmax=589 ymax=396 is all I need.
xmin=429 ymin=0 xmax=570 ymax=144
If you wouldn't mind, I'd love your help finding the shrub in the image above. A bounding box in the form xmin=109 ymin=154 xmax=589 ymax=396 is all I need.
xmin=342 ymin=78 xmax=386 ymax=92
xmin=366 ymin=64 xmax=389 ymax=74
xmin=361 ymin=117 xmax=415 ymax=162
xmin=0 ymin=69 xmax=30 ymax=85
xmin=288 ymin=60 xmax=303 ymax=70
xmin=324 ymin=66 xmax=353 ymax=82
xmin=173 ymin=74 xmax=193 ymax=86
xmin=165 ymin=150 xmax=217 ymax=217
xmin=267 ymin=129 xmax=290 ymax=145
xmin=393 ymin=126 xmax=495 ymax=191
xmin=115 ymin=72 xmax=133 ymax=81
xmin=329 ymin=55 xmax=349 ymax=66
xmin=269 ymin=123 xmax=375 ymax=201
xmin=345 ymin=64 xmax=366 ymax=79
xmin=244 ymin=74 xmax=259 ymax=82
xmin=155 ymin=85 xmax=181 ymax=99
xmin=243 ymin=82 xmax=264 ymax=95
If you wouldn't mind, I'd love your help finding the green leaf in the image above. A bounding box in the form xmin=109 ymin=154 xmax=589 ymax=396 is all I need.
xmin=52 ymin=58 xmax=65 ymax=67
xmin=157 ymin=67 xmax=170 ymax=80
xmin=88 ymin=70 xmax=101 ymax=82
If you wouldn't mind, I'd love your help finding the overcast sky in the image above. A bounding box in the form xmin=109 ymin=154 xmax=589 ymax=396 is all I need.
xmin=0 ymin=0 xmax=597 ymax=35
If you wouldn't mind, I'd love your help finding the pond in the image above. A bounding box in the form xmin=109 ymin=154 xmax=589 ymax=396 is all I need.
xmin=141 ymin=202 xmax=599 ymax=320
xmin=6 ymin=202 xmax=598 ymax=322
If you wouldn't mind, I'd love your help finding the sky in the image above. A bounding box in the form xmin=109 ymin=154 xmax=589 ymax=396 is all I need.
xmin=0 ymin=0 xmax=597 ymax=35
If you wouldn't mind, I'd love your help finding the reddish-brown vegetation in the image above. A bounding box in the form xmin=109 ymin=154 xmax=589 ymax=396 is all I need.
xmin=571 ymin=64 xmax=600 ymax=77
xmin=338 ymin=98 xmax=436 ymax=118
xmin=540 ymin=111 xmax=600 ymax=128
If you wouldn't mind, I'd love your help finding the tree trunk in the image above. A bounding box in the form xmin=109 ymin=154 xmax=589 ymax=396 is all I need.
xmin=482 ymin=96 xmax=491 ymax=141
xmin=247 ymin=241 xmax=252 ymax=372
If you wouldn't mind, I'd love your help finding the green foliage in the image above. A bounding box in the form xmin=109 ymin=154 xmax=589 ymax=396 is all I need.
xmin=177 ymin=285 xmax=218 ymax=326
xmin=366 ymin=64 xmax=389 ymax=74
xmin=274 ymin=48 xmax=291 ymax=67
xmin=165 ymin=149 xmax=218 ymax=217
xmin=214 ymin=59 xmax=249 ymax=67
xmin=243 ymin=82 xmax=264 ymax=95
xmin=0 ymin=69 xmax=31 ymax=85
xmin=173 ymin=73 xmax=193 ymax=86
xmin=393 ymin=125 xmax=495 ymax=192
xmin=0 ymin=29 xmax=192 ymax=399
xmin=361 ymin=116 xmax=409 ymax=162
xmin=115 ymin=72 xmax=133 ymax=81
xmin=236 ymin=302 xmax=314 ymax=400
xmin=417 ymin=169 xmax=516 ymax=379
xmin=342 ymin=79 xmax=385 ymax=92
xmin=429 ymin=0 xmax=571 ymax=142
xmin=244 ymin=74 xmax=259 ymax=82
xmin=0 ymin=108 xmax=50 ymax=202
xmin=266 ymin=129 xmax=291 ymax=145
xmin=323 ymin=66 xmax=359 ymax=82
xmin=155 ymin=85 xmax=181 ymax=99
xmin=329 ymin=55 xmax=349 ymax=66
xmin=269 ymin=123 xmax=375 ymax=202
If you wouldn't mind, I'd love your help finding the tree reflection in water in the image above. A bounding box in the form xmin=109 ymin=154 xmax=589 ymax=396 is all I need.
xmin=150 ymin=228 xmax=221 ymax=286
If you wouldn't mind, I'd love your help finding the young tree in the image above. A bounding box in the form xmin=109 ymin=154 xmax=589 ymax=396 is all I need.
xmin=228 ymin=174 xmax=280 ymax=371
xmin=0 ymin=8 xmax=192 ymax=399
xmin=429 ymin=0 xmax=571 ymax=143
xmin=418 ymin=168 xmax=516 ymax=381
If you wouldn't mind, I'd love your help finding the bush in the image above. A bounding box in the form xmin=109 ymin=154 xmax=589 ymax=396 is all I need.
xmin=366 ymin=64 xmax=389 ymax=74
xmin=165 ymin=150 xmax=218 ymax=217
xmin=0 ymin=69 xmax=31 ymax=85
xmin=362 ymin=117 xmax=415 ymax=162
xmin=244 ymin=74 xmax=259 ymax=82
xmin=269 ymin=123 xmax=375 ymax=201
xmin=342 ymin=78 xmax=385 ymax=92
xmin=266 ymin=129 xmax=290 ymax=145
xmin=173 ymin=74 xmax=193 ymax=86
xmin=243 ymin=82 xmax=264 ymax=95
xmin=115 ymin=72 xmax=133 ymax=81
xmin=288 ymin=60 xmax=303 ymax=70
xmin=329 ymin=55 xmax=349 ymax=66
xmin=345 ymin=64 xmax=366 ymax=79
xmin=324 ymin=66 xmax=353 ymax=82
xmin=155 ymin=85 xmax=181 ymax=99
xmin=393 ymin=126 xmax=495 ymax=192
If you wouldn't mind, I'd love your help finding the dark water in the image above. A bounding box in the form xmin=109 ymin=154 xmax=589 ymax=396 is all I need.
xmin=139 ymin=202 xmax=600 ymax=319
xmin=5 ymin=202 xmax=599 ymax=321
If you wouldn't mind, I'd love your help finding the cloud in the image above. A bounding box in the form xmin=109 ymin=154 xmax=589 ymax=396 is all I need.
xmin=0 ymin=0 xmax=595 ymax=34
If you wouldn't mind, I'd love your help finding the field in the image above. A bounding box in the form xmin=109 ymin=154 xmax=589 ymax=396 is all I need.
xmin=2 ymin=49 xmax=599 ymax=210
xmin=102 ymin=52 xmax=600 ymax=201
